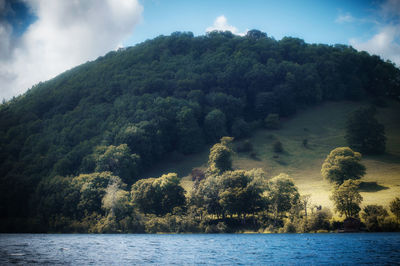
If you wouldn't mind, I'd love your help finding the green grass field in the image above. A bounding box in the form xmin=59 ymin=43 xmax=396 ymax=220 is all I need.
xmin=143 ymin=100 xmax=400 ymax=210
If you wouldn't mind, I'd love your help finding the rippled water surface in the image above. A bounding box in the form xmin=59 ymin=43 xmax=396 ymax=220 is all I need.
xmin=1 ymin=233 xmax=399 ymax=265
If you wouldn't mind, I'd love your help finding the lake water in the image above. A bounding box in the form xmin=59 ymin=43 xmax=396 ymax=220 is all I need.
xmin=1 ymin=233 xmax=399 ymax=265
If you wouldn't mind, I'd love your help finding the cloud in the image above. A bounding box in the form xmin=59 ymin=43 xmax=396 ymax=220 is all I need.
xmin=0 ymin=0 xmax=143 ymax=100
xmin=346 ymin=0 xmax=400 ymax=67
xmin=380 ymin=0 xmax=400 ymax=22
xmin=350 ymin=26 xmax=400 ymax=66
xmin=206 ymin=15 xmax=246 ymax=36
xmin=335 ymin=13 xmax=354 ymax=24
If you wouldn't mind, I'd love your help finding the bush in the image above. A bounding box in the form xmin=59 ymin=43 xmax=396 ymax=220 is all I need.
xmin=361 ymin=205 xmax=389 ymax=232
xmin=264 ymin=113 xmax=280 ymax=129
xmin=231 ymin=118 xmax=251 ymax=139
xmin=308 ymin=208 xmax=332 ymax=232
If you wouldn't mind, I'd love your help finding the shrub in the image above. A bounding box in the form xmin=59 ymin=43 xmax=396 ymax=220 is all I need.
xmin=264 ymin=113 xmax=280 ymax=129
xmin=231 ymin=118 xmax=251 ymax=139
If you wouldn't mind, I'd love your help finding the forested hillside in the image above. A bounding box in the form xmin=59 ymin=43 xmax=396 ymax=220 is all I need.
xmin=1 ymin=30 xmax=400 ymax=231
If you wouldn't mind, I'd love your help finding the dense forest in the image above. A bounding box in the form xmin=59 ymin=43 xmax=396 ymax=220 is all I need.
xmin=1 ymin=30 xmax=400 ymax=232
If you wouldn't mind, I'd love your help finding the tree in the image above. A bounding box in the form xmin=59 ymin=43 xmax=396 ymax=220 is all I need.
xmin=390 ymin=197 xmax=400 ymax=223
xmin=95 ymin=144 xmax=140 ymax=184
xmin=176 ymin=106 xmax=204 ymax=154
xmin=255 ymin=92 xmax=278 ymax=119
xmin=131 ymin=173 xmax=185 ymax=215
xmin=102 ymin=181 xmax=131 ymax=219
xmin=231 ymin=118 xmax=250 ymax=139
xmin=300 ymin=194 xmax=311 ymax=217
xmin=207 ymin=137 xmax=233 ymax=175
xmin=331 ymin=180 xmax=363 ymax=218
xmin=73 ymin=172 xmax=125 ymax=218
xmin=264 ymin=113 xmax=280 ymax=129
xmin=190 ymin=167 xmax=268 ymax=221
xmin=189 ymin=174 xmax=222 ymax=218
xmin=361 ymin=205 xmax=388 ymax=231
xmin=204 ymin=109 xmax=227 ymax=143
xmin=308 ymin=208 xmax=332 ymax=232
xmin=218 ymin=170 xmax=266 ymax=222
xmin=321 ymin=147 xmax=366 ymax=185
xmin=266 ymin=174 xmax=300 ymax=224
xmin=345 ymin=107 xmax=386 ymax=154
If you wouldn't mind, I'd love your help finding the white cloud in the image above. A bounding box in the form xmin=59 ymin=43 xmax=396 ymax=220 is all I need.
xmin=335 ymin=13 xmax=354 ymax=24
xmin=350 ymin=26 xmax=400 ymax=66
xmin=206 ymin=15 xmax=246 ymax=36
xmin=348 ymin=0 xmax=400 ymax=67
xmin=0 ymin=0 xmax=143 ymax=100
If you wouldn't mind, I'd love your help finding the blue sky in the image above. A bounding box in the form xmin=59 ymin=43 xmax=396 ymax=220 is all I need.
xmin=1 ymin=0 xmax=399 ymax=100
xmin=125 ymin=0 xmax=377 ymax=46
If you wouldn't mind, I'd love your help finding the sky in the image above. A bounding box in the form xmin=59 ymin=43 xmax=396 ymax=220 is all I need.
xmin=0 ymin=0 xmax=399 ymax=100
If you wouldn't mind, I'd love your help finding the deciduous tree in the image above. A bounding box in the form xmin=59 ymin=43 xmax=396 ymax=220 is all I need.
xmin=345 ymin=107 xmax=386 ymax=154
xmin=331 ymin=179 xmax=363 ymax=218
xmin=321 ymin=147 xmax=366 ymax=185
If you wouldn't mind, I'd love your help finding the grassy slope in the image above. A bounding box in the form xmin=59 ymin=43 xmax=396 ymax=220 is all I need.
xmin=143 ymin=100 xmax=400 ymax=209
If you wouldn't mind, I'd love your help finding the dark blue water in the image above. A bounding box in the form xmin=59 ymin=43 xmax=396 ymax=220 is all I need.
xmin=0 ymin=233 xmax=399 ymax=265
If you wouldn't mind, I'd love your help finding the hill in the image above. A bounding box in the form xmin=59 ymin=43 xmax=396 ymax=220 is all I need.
xmin=145 ymin=100 xmax=400 ymax=210
xmin=1 ymin=30 xmax=400 ymax=231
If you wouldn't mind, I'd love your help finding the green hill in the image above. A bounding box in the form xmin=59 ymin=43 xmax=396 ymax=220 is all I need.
xmin=1 ymin=30 xmax=400 ymax=231
xmin=146 ymin=100 xmax=400 ymax=210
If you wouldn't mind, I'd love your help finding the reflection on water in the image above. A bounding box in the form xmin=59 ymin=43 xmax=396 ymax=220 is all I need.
xmin=0 ymin=233 xmax=399 ymax=265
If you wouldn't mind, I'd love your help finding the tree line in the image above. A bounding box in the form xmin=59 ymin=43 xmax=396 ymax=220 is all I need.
xmin=2 ymin=137 xmax=399 ymax=233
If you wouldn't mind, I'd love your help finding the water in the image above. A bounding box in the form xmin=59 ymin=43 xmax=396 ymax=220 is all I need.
xmin=0 ymin=233 xmax=399 ymax=265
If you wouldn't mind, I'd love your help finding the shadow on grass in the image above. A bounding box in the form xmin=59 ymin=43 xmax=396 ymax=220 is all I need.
xmin=358 ymin=181 xmax=389 ymax=192
xmin=365 ymin=152 xmax=400 ymax=164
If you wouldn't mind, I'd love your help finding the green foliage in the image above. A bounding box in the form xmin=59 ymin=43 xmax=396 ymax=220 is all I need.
xmin=176 ymin=106 xmax=204 ymax=154
xmin=189 ymin=174 xmax=222 ymax=217
xmin=204 ymin=109 xmax=228 ymax=143
xmin=231 ymin=118 xmax=251 ymax=139
xmin=131 ymin=173 xmax=186 ymax=215
xmin=190 ymin=168 xmax=268 ymax=220
xmin=308 ymin=208 xmax=332 ymax=232
xmin=1 ymin=30 xmax=400 ymax=231
xmin=345 ymin=107 xmax=386 ymax=154
xmin=191 ymin=168 xmax=205 ymax=182
xmin=102 ymin=182 xmax=131 ymax=218
xmin=331 ymin=180 xmax=363 ymax=218
xmin=218 ymin=170 xmax=266 ymax=219
xmin=264 ymin=113 xmax=280 ymax=129
xmin=321 ymin=147 xmax=366 ymax=185
xmin=143 ymin=213 xmax=202 ymax=233
xmin=95 ymin=144 xmax=140 ymax=184
xmin=207 ymin=138 xmax=234 ymax=175
xmin=390 ymin=197 xmax=400 ymax=223
xmin=266 ymin=174 xmax=300 ymax=223
xmin=72 ymin=172 xmax=125 ymax=217
xmin=361 ymin=205 xmax=389 ymax=232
